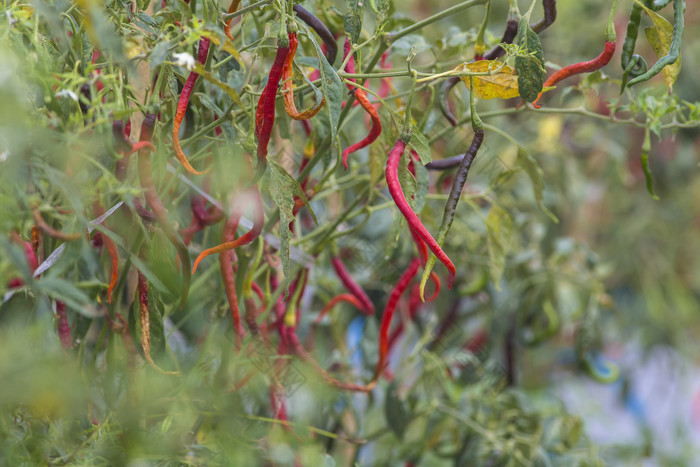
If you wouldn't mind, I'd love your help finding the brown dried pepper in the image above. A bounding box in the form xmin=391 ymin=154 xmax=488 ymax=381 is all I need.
xmin=219 ymin=215 xmax=245 ymax=347
xmin=282 ymin=32 xmax=325 ymax=120
xmin=342 ymin=38 xmax=382 ymax=170
xmin=137 ymin=271 xmax=178 ymax=375
xmin=172 ymin=38 xmax=211 ymax=175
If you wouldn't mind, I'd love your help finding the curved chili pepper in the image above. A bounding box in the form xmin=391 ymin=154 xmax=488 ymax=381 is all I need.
xmin=172 ymin=38 xmax=211 ymax=175
xmin=219 ymin=215 xmax=245 ymax=347
xmin=531 ymin=0 xmax=557 ymax=34
xmin=375 ymin=258 xmax=420 ymax=378
xmin=386 ymin=138 xmax=456 ymax=288
xmin=420 ymin=130 xmax=483 ymax=297
xmin=31 ymin=206 xmax=82 ymax=241
xmin=292 ymin=4 xmax=338 ymax=65
xmin=191 ymin=184 xmax=264 ymax=273
xmin=56 ymin=300 xmax=72 ymax=350
xmin=137 ymin=113 xmax=192 ymax=308
xmin=533 ymin=42 xmax=616 ymax=108
xmin=331 ymin=255 xmax=375 ymax=315
xmin=620 ymin=2 xmax=647 ymax=83
xmin=483 ymin=18 xmax=519 ymax=61
xmin=342 ymin=38 xmax=382 ymax=169
xmin=253 ymin=39 xmax=290 ymax=182
xmin=282 ymin=32 xmax=325 ymax=120
xmin=425 ymin=154 xmax=464 ymax=171
xmin=313 ymin=294 xmax=364 ymax=325
xmin=438 ymin=77 xmax=460 ymax=127
xmin=626 ymin=0 xmax=684 ymax=88
xmin=224 ymin=0 xmax=242 ymax=41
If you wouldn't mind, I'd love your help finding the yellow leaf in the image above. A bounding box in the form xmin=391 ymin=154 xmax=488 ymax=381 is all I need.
xmin=458 ymin=61 xmax=520 ymax=100
xmin=637 ymin=1 xmax=680 ymax=91
xmin=201 ymin=31 xmax=246 ymax=73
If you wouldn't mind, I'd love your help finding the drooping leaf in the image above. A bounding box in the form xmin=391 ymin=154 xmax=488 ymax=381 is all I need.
xmin=460 ymin=61 xmax=520 ymax=100
xmin=300 ymin=26 xmax=344 ymax=142
xmin=486 ymin=205 xmax=514 ymax=291
xmin=516 ymin=148 xmax=558 ymax=222
xmin=514 ymin=19 xmax=545 ymax=102
xmin=407 ymin=126 xmax=432 ymax=164
xmin=385 ymin=382 xmax=410 ymax=439
xmin=268 ymin=160 xmax=317 ymax=288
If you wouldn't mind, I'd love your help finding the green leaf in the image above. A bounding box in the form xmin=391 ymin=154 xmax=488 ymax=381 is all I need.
xmin=301 ymin=27 xmax=344 ymax=142
xmin=268 ymin=161 xmax=317 ymax=288
xmin=516 ymin=148 xmax=558 ymax=222
xmin=344 ymin=0 xmax=365 ymax=46
xmin=514 ymin=19 xmax=545 ymax=102
xmin=384 ymin=382 xmax=410 ymax=440
xmin=150 ymin=40 xmax=170 ymax=71
xmin=486 ymin=205 xmax=513 ymax=291
xmin=407 ymin=126 xmax=432 ymax=165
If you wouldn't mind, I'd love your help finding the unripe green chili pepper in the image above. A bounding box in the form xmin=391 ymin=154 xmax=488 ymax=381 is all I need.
xmin=626 ymin=0 xmax=685 ymax=88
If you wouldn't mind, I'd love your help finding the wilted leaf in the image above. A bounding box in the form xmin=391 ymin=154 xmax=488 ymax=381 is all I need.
xmin=638 ymin=1 xmax=680 ymax=91
xmin=459 ymin=61 xmax=520 ymax=100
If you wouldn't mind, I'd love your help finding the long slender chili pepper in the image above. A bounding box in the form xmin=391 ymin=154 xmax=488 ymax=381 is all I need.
xmin=172 ymin=38 xmax=211 ymax=175
xmin=56 ymin=300 xmax=72 ymax=350
xmin=138 ymin=271 xmax=178 ymax=375
xmin=282 ymin=32 xmax=325 ymax=120
xmin=420 ymin=129 xmax=484 ymax=297
xmin=219 ymin=215 xmax=245 ymax=348
xmin=626 ymin=0 xmax=684 ymax=88
xmin=483 ymin=18 xmax=519 ymax=61
xmin=191 ymin=185 xmax=264 ymax=273
xmin=224 ymin=0 xmax=242 ymax=41
xmin=386 ymin=138 xmax=456 ymax=288
xmin=425 ymin=154 xmax=465 ymax=171
xmin=292 ymin=4 xmax=338 ymax=65
xmin=31 ymin=206 xmax=82 ymax=241
xmin=331 ymin=255 xmax=375 ymax=315
xmin=342 ymin=38 xmax=382 ymax=169
xmin=92 ymin=203 xmax=119 ymax=304
xmin=137 ymin=113 xmax=192 ymax=308
xmin=532 ymin=2 xmax=617 ymax=108
xmin=620 ymin=2 xmax=647 ymax=84
xmin=438 ymin=77 xmax=461 ymax=127
xmin=531 ymin=0 xmax=557 ymax=34
xmin=375 ymin=258 xmax=420 ymax=379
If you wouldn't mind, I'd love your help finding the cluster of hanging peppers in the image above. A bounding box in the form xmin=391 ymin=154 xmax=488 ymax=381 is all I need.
xmin=11 ymin=0 xmax=686 ymax=452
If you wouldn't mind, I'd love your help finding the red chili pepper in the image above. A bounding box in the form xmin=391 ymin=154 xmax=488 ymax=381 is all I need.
xmin=313 ymin=294 xmax=364 ymax=325
xmin=219 ymin=215 xmax=245 ymax=347
xmin=341 ymin=38 xmax=382 ymax=169
xmin=375 ymin=258 xmax=420 ymax=378
xmin=254 ymin=38 xmax=290 ymax=179
xmin=31 ymin=206 xmax=82 ymax=242
xmin=282 ymin=32 xmax=325 ymax=120
xmin=330 ymin=256 xmax=375 ymax=315
xmin=532 ymin=41 xmax=616 ymax=108
xmin=7 ymin=240 xmax=39 ymax=289
xmin=224 ymin=0 xmax=242 ymax=41
xmin=386 ymin=139 xmax=456 ymax=287
xmin=172 ymin=38 xmax=211 ymax=175
xmin=56 ymin=300 xmax=72 ymax=350
xmin=191 ymin=184 xmax=264 ymax=273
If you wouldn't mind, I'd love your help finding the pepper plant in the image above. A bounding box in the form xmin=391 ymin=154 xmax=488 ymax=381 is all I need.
xmin=0 ymin=0 xmax=698 ymax=465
